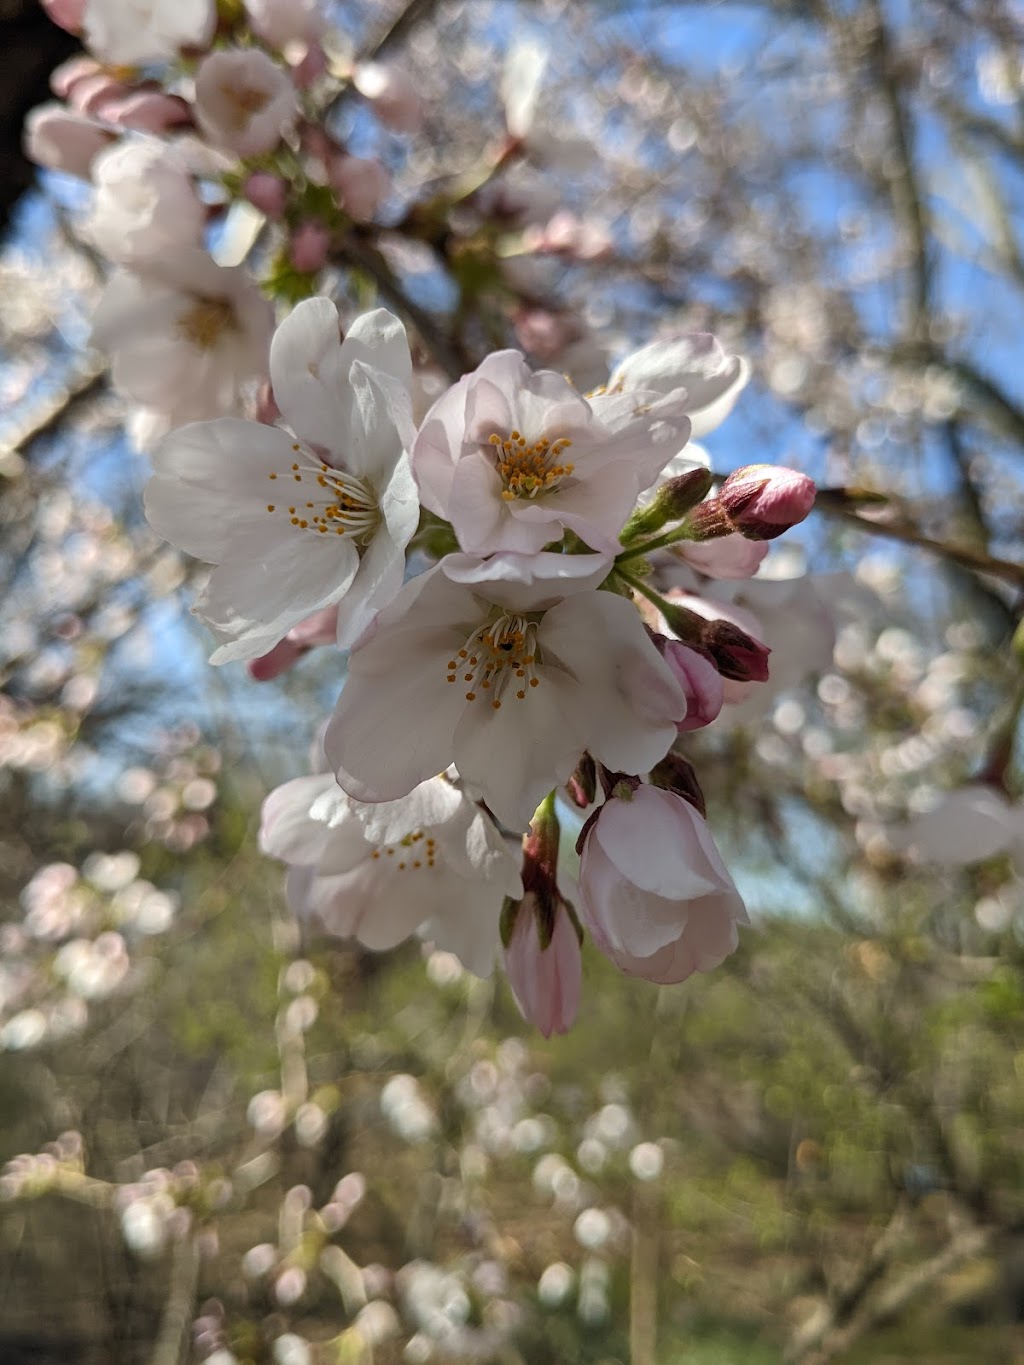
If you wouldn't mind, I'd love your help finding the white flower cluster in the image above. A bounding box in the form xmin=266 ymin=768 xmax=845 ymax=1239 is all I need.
xmin=28 ymin=0 xmax=822 ymax=1034
xmin=144 ymin=295 xmax=818 ymax=1033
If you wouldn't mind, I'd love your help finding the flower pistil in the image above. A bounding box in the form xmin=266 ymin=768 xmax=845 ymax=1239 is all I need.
xmin=488 ymin=429 xmax=574 ymax=500
xmin=446 ymin=611 xmax=542 ymax=709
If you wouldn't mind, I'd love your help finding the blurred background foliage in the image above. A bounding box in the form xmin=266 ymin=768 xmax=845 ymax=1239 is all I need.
xmin=2 ymin=0 xmax=1024 ymax=1361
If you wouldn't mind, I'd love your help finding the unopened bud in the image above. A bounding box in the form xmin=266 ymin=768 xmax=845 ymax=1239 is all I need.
xmin=718 ymin=464 xmax=816 ymax=540
xmin=701 ymin=619 xmax=771 ymax=682
xmin=649 ymin=751 xmax=706 ymax=818
xmin=620 ymin=467 xmax=713 ymax=543
xmin=503 ymin=893 xmax=582 ymax=1037
xmin=655 ymin=636 xmax=724 ymax=730
xmin=41 ymin=0 xmax=85 ymax=33
xmin=244 ymin=172 xmax=288 ymax=219
xmin=565 ymin=754 xmax=597 ymax=808
xmin=288 ymin=219 xmax=331 ymax=273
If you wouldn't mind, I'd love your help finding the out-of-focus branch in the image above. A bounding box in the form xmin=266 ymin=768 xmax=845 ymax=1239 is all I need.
xmin=792 ymin=1222 xmax=994 ymax=1365
xmin=149 ymin=1236 xmax=201 ymax=1365
xmin=864 ymin=0 xmax=931 ymax=339
xmin=337 ymin=232 xmax=473 ymax=378
xmin=0 ymin=359 xmax=106 ymax=469
xmin=364 ymin=0 xmax=442 ymax=64
xmin=812 ymin=489 xmax=1024 ymax=589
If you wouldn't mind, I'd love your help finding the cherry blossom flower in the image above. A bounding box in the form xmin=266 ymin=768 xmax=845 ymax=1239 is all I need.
xmin=411 ymin=351 xmax=692 ymax=556
xmin=893 ymin=785 xmax=1024 ymax=868
xmin=144 ymin=299 xmax=418 ymax=661
xmin=607 ymin=332 xmax=750 ymax=440
xmin=578 ymin=784 xmax=748 ymax=984
xmin=194 ymin=49 xmax=297 ymax=159
xmin=85 ymin=141 xmax=204 ymax=266
xmin=325 ymin=553 xmax=687 ymax=831
xmin=82 ymin=0 xmax=216 ymax=67
xmin=673 ymin=534 xmax=768 ymax=581
xmin=328 ymin=155 xmax=390 ymax=222
xmin=260 ymin=774 xmax=522 ymax=976
xmin=243 ymin=0 xmax=324 ymax=50
xmin=504 ymin=896 xmax=581 ymax=1037
xmin=90 ymin=247 xmax=273 ymax=436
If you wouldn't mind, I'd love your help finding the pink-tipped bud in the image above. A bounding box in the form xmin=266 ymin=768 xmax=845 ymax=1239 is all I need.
xmin=328 ymin=154 xmax=389 ymax=222
xmin=565 ymin=753 xmax=597 ymax=809
xmin=648 ymin=751 xmax=706 ymax=818
xmin=68 ymin=73 xmax=131 ymax=118
xmin=503 ymin=896 xmax=582 ymax=1038
xmin=290 ymin=42 xmax=328 ymax=89
xmin=701 ymin=619 xmax=771 ymax=683
xmin=23 ymin=104 xmax=114 ymax=178
xmin=247 ymin=608 xmax=338 ymax=679
xmin=41 ymin=0 xmax=86 ymax=33
xmin=659 ymin=639 xmax=724 ymax=731
xmin=248 ymin=638 xmax=307 ymax=681
xmin=254 ymin=380 xmax=281 ymax=426
xmin=285 ymin=606 xmax=338 ymax=647
xmin=50 ymin=56 xmax=102 ymax=100
xmin=102 ymin=91 xmax=192 ymax=133
xmin=288 ymin=219 xmax=331 ymax=273
xmin=243 ymin=172 xmax=288 ymax=219
xmin=718 ymin=464 xmax=816 ymax=540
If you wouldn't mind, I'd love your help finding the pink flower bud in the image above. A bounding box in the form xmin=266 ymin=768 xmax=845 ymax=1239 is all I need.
xmin=41 ymin=0 xmax=86 ymax=33
xmin=50 ymin=56 xmax=101 ymax=101
xmin=512 ymin=307 xmax=577 ymax=362
xmin=660 ymin=640 xmax=724 ymax=731
xmin=247 ymin=607 xmax=338 ymax=679
xmin=286 ymin=606 xmax=338 ymax=646
xmin=718 ymin=464 xmax=816 ymax=540
xmin=657 ymin=591 xmax=771 ymax=684
xmin=23 ymin=104 xmax=114 ymax=178
xmin=243 ymin=172 xmax=288 ymax=219
xmin=578 ymin=785 xmax=747 ymax=985
xmin=254 ymin=379 xmax=281 ymax=425
xmin=288 ymin=219 xmax=331 ymax=273
xmin=248 ymin=638 xmax=306 ymax=681
xmin=290 ymin=42 xmax=328 ymax=89
xmin=702 ymin=619 xmax=770 ymax=683
xmin=70 ymin=73 xmax=132 ymax=118
xmin=352 ymin=62 xmax=424 ymax=134
xmin=503 ymin=897 xmax=582 ymax=1037
xmin=101 ymin=91 xmax=192 ymax=133
xmin=328 ymin=154 xmax=389 ymax=222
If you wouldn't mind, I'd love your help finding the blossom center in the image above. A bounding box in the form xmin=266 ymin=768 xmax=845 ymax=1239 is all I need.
xmin=488 ymin=430 xmax=574 ymax=501
xmin=446 ymin=612 xmax=541 ymax=710
xmin=265 ymin=445 xmax=380 ymax=544
xmin=178 ymin=297 xmax=236 ymax=350
xmin=369 ymin=829 xmax=437 ymax=871
xmin=221 ymin=82 xmax=272 ymax=131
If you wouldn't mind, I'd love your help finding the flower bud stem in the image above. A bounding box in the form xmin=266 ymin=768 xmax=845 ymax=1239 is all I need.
xmin=615 ymin=519 xmax=711 ymax=563
xmin=611 ymin=568 xmax=704 ymax=648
